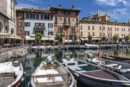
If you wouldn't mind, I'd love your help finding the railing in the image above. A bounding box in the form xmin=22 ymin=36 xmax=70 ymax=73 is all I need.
xmin=0 ymin=45 xmax=29 ymax=54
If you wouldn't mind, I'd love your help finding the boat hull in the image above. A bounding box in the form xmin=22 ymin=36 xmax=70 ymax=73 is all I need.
xmin=69 ymin=69 xmax=130 ymax=87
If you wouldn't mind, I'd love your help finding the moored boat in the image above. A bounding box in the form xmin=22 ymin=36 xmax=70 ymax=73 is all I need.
xmin=63 ymin=58 xmax=130 ymax=87
xmin=87 ymin=55 xmax=130 ymax=78
xmin=85 ymin=43 xmax=99 ymax=49
xmin=0 ymin=61 xmax=24 ymax=87
xmin=30 ymin=56 xmax=76 ymax=87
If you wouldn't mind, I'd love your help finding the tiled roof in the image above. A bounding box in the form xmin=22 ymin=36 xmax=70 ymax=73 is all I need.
xmin=49 ymin=7 xmax=80 ymax=12
xmin=80 ymin=19 xmax=130 ymax=26
xmin=16 ymin=8 xmax=53 ymax=14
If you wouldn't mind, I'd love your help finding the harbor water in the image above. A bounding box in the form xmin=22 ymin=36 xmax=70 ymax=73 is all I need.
xmin=5 ymin=48 xmax=130 ymax=87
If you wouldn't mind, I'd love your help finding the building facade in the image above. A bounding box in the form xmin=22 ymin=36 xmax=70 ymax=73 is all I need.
xmin=16 ymin=8 xmax=54 ymax=43
xmin=49 ymin=6 xmax=80 ymax=43
xmin=0 ymin=0 xmax=16 ymax=46
xmin=80 ymin=13 xmax=130 ymax=42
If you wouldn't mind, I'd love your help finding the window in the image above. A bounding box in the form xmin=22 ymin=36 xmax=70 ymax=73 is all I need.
xmin=93 ymin=32 xmax=95 ymax=36
xmin=81 ymin=25 xmax=82 ymax=30
xmin=26 ymin=13 xmax=29 ymax=18
xmin=122 ymin=28 xmax=123 ymax=31
xmin=25 ymin=31 xmax=30 ymax=36
xmin=128 ymin=28 xmax=130 ymax=31
xmin=0 ymin=23 xmax=3 ymax=32
xmin=92 ymin=26 xmax=94 ymax=30
xmin=32 ymin=14 xmax=35 ymax=19
xmin=48 ymin=23 xmax=53 ymax=28
xmin=36 ymin=14 xmax=39 ymax=19
xmin=41 ymin=14 xmax=44 ymax=19
xmin=100 ymin=32 xmax=102 ymax=36
xmin=18 ymin=22 xmax=23 ymax=27
xmin=88 ymin=26 xmax=90 ymax=30
xmin=103 ymin=33 xmax=105 ymax=36
xmin=5 ymin=25 xmax=9 ymax=33
xmin=25 ymin=22 xmax=30 ymax=27
xmin=11 ymin=28 xmax=14 ymax=35
xmin=100 ymin=26 xmax=102 ymax=30
xmin=88 ymin=32 xmax=90 ymax=36
xmin=19 ymin=30 xmax=23 ymax=34
xmin=48 ymin=32 xmax=53 ymax=35
xmin=103 ymin=27 xmax=105 ymax=30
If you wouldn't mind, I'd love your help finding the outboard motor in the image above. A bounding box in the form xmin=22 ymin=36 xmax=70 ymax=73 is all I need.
xmin=87 ymin=52 xmax=93 ymax=59
xmin=47 ymin=56 xmax=53 ymax=64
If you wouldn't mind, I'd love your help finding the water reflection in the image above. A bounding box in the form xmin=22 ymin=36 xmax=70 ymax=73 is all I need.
xmin=6 ymin=48 xmax=130 ymax=87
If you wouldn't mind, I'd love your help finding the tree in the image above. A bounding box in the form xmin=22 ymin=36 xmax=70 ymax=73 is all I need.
xmin=113 ymin=35 xmax=119 ymax=43
xmin=124 ymin=35 xmax=130 ymax=42
xmin=35 ymin=33 xmax=42 ymax=45
xmin=101 ymin=36 xmax=107 ymax=42
xmin=88 ymin=35 xmax=92 ymax=43
xmin=55 ymin=33 xmax=63 ymax=43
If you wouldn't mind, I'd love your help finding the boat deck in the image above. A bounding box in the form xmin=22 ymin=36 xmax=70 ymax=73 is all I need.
xmin=84 ymin=70 xmax=118 ymax=80
xmin=0 ymin=73 xmax=15 ymax=87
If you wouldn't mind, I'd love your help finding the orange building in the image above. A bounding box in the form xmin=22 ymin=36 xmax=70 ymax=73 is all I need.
xmin=16 ymin=16 xmax=25 ymax=39
xmin=49 ymin=6 xmax=80 ymax=43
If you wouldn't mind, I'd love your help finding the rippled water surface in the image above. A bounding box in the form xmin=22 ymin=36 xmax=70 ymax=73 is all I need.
xmin=7 ymin=48 xmax=130 ymax=87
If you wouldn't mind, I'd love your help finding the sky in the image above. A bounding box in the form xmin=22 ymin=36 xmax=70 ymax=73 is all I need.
xmin=16 ymin=0 xmax=130 ymax=23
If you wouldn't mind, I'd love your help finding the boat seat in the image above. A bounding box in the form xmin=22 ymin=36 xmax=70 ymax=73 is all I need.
xmin=105 ymin=64 xmax=118 ymax=67
xmin=70 ymin=66 xmax=82 ymax=71
xmin=77 ymin=64 xmax=87 ymax=67
xmin=78 ymin=70 xmax=86 ymax=73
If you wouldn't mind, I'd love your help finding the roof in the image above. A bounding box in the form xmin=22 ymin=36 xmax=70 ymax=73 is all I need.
xmin=16 ymin=8 xmax=53 ymax=14
xmin=0 ymin=12 xmax=10 ymax=20
xmin=49 ymin=7 xmax=80 ymax=12
xmin=80 ymin=19 xmax=130 ymax=26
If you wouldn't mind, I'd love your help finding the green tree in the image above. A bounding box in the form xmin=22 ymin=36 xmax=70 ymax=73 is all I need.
xmin=124 ymin=35 xmax=130 ymax=42
xmin=88 ymin=35 xmax=92 ymax=43
xmin=55 ymin=33 xmax=63 ymax=43
xmin=101 ymin=36 xmax=107 ymax=42
xmin=113 ymin=35 xmax=119 ymax=42
xmin=35 ymin=33 xmax=42 ymax=45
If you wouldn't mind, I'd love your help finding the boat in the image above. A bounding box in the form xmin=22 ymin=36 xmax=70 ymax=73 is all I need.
xmin=30 ymin=56 xmax=76 ymax=87
xmin=0 ymin=61 xmax=24 ymax=87
xmin=62 ymin=58 xmax=130 ymax=87
xmin=85 ymin=43 xmax=99 ymax=49
xmin=87 ymin=54 xmax=130 ymax=78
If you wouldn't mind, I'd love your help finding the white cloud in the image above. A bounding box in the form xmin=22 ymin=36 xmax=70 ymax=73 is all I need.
xmin=16 ymin=3 xmax=38 ymax=9
xmin=96 ymin=0 xmax=129 ymax=6
xmin=98 ymin=8 xmax=129 ymax=21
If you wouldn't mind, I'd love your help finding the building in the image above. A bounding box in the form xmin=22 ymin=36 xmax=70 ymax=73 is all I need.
xmin=16 ymin=16 xmax=25 ymax=39
xmin=80 ymin=13 xmax=130 ymax=42
xmin=49 ymin=6 xmax=80 ymax=43
xmin=82 ymin=12 xmax=110 ymax=22
xmin=16 ymin=8 xmax=54 ymax=44
xmin=0 ymin=0 xmax=17 ymax=46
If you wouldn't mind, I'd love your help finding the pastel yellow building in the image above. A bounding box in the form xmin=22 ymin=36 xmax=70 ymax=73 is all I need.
xmin=80 ymin=20 xmax=130 ymax=41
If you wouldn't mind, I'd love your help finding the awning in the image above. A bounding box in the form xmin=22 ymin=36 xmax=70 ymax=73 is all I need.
xmin=64 ymin=40 xmax=72 ymax=43
xmin=25 ymin=36 xmax=54 ymax=41
xmin=80 ymin=38 xmax=88 ymax=41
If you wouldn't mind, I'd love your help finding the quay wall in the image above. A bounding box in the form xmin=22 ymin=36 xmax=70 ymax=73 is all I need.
xmin=0 ymin=47 xmax=28 ymax=62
